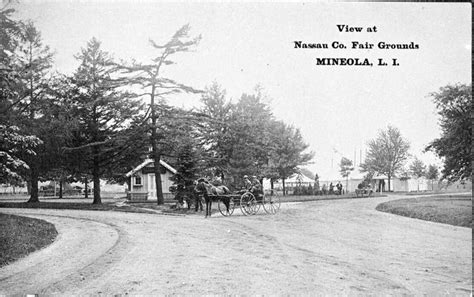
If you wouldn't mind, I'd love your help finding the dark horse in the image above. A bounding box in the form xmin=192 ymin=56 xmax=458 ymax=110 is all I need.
xmin=202 ymin=183 xmax=231 ymax=217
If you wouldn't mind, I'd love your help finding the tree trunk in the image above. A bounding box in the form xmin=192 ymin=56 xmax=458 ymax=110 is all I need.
xmin=150 ymin=85 xmax=164 ymax=205
xmin=387 ymin=175 xmax=391 ymax=192
xmin=346 ymin=176 xmax=349 ymax=194
xmin=27 ymin=164 xmax=39 ymax=203
xmin=92 ymin=156 xmax=101 ymax=204
xmin=152 ymin=148 xmax=164 ymax=205
xmin=84 ymin=177 xmax=89 ymax=198
xmin=59 ymin=180 xmax=63 ymax=199
xmin=270 ymin=178 xmax=274 ymax=190
xmin=282 ymin=178 xmax=286 ymax=195
xmin=26 ymin=180 xmax=31 ymax=195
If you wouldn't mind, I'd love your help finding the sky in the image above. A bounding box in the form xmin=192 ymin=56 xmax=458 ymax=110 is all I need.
xmin=13 ymin=1 xmax=472 ymax=180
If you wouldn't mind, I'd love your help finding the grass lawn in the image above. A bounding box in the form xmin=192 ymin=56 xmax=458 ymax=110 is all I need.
xmin=376 ymin=195 xmax=472 ymax=228
xmin=0 ymin=201 xmax=156 ymax=214
xmin=0 ymin=213 xmax=58 ymax=267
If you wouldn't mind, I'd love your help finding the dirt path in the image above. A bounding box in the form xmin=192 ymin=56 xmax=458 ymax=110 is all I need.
xmin=0 ymin=194 xmax=471 ymax=295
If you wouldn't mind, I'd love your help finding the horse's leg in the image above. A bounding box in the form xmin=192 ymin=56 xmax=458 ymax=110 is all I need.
xmin=224 ymin=197 xmax=230 ymax=213
xmin=205 ymin=196 xmax=210 ymax=217
xmin=208 ymin=198 xmax=212 ymax=217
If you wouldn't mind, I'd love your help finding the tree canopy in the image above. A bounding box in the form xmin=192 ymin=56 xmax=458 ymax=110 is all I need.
xmin=361 ymin=125 xmax=410 ymax=191
xmin=425 ymin=84 xmax=471 ymax=182
xmin=1 ymin=7 xmax=315 ymax=203
xmin=409 ymin=157 xmax=426 ymax=179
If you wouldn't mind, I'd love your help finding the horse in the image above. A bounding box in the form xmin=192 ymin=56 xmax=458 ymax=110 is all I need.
xmin=202 ymin=183 xmax=231 ymax=217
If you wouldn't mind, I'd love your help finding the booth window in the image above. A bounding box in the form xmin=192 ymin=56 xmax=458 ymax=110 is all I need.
xmin=134 ymin=176 xmax=142 ymax=186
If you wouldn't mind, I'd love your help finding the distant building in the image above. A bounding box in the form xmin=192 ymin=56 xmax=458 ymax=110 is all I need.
xmin=268 ymin=172 xmax=315 ymax=194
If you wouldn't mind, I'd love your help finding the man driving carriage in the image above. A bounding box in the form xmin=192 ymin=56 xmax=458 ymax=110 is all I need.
xmin=243 ymin=175 xmax=263 ymax=200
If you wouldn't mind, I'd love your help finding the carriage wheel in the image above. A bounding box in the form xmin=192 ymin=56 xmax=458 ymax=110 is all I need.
xmin=218 ymin=197 xmax=235 ymax=216
xmin=263 ymin=189 xmax=281 ymax=214
xmin=240 ymin=192 xmax=257 ymax=215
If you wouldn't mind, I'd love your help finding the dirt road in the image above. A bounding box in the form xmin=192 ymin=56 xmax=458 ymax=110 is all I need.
xmin=0 ymin=194 xmax=471 ymax=295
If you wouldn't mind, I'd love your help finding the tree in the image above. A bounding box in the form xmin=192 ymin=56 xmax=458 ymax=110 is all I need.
xmin=409 ymin=157 xmax=426 ymax=191
xmin=267 ymin=121 xmax=313 ymax=194
xmin=119 ymin=25 xmax=201 ymax=204
xmin=361 ymin=125 xmax=410 ymax=192
xmin=199 ymin=82 xmax=233 ymax=181
xmin=425 ymin=164 xmax=439 ymax=191
xmin=227 ymin=90 xmax=275 ymax=184
xmin=8 ymin=21 xmax=54 ymax=202
xmin=66 ymin=38 xmax=145 ymax=204
xmin=0 ymin=4 xmax=22 ymax=115
xmin=0 ymin=6 xmax=43 ymax=185
xmin=425 ymin=84 xmax=472 ymax=182
xmin=339 ymin=157 xmax=354 ymax=193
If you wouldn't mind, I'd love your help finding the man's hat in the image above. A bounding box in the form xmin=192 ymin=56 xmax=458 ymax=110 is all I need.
xmin=243 ymin=175 xmax=249 ymax=179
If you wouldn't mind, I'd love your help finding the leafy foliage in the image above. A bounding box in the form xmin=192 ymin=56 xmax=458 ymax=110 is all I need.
xmin=0 ymin=125 xmax=41 ymax=184
xmin=425 ymin=164 xmax=439 ymax=181
xmin=339 ymin=157 xmax=354 ymax=178
xmin=425 ymin=84 xmax=472 ymax=182
xmin=361 ymin=125 xmax=410 ymax=191
xmin=1 ymin=9 xmax=315 ymax=205
xmin=198 ymin=85 xmax=314 ymax=189
xmin=409 ymin=157 xmax=426 ymax=179
xmin=65 ymin=38 xmax=145 ymax=204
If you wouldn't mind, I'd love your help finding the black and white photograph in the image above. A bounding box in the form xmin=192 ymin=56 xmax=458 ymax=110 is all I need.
xmin=0 ymin=1 xmax=471 ymax=295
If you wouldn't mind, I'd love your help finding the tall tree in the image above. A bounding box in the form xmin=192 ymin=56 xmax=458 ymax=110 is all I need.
xmin=409 ymin=157 xmax=426 ymax=178
xmin=199 ymin=82 xmax=233 ymax=180
xmin=119 ymin=25 xmax=201 ymax=204
xmin=361 ymin=125 xmax=410 ymax=191
xmin=425 ymin=164 xmax=439 ymax=191
xmin=10 ymin=21 xmax=54 ymax=202
xmin=339 ymin=157 xmax=354 ymax=193
xmin=409 ymin=157 xmax=426 ymax=191
xmin=0 ymin=6 xmax=43 ymax=185
xmin=0 ymin=4 xmax=22 ymax=115
xmin=425 ymin=84 xmax=472 ymax=182
xmin=67 ymin=38 xmax=145 ymax=204
xmin=267 ymin=121 xmax=313 ymax=194
xmin=227 ymin=90 xmax=275 ymax=184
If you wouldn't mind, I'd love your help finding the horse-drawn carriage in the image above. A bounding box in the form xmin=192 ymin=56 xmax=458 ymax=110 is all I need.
xmin=213 ymin=188 xmax=281 ymax=216
xmin=355 ymin=187 xmax=373 ymax=198
xmin=172 ymin=183 xmax=281 ymax=216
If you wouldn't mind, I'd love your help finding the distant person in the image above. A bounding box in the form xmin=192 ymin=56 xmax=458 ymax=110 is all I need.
xmin=336 ymin=182 xmax=343 ymax=195
xmin=250 ymin=176 xmax=263 ymax=200
xmin=192 ymin=180 xmax=203 ymax=212
xmin=322 ymin=184 xmax=327 ymax=195
xmin=329 ymin=182 xmax=334 ymax=195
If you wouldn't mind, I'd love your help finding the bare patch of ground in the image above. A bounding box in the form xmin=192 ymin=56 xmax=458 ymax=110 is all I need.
xmin=0 ymin=194 xmax=471 ymax=295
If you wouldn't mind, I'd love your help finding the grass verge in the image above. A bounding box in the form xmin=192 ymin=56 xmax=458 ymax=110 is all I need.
xmin=376 ymin=195 xmax=472 ymax=228
xmin=0 ymin=201 xmax=156 ymax=214
xmin=0 ymin=213 xmax=58 ymax=267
